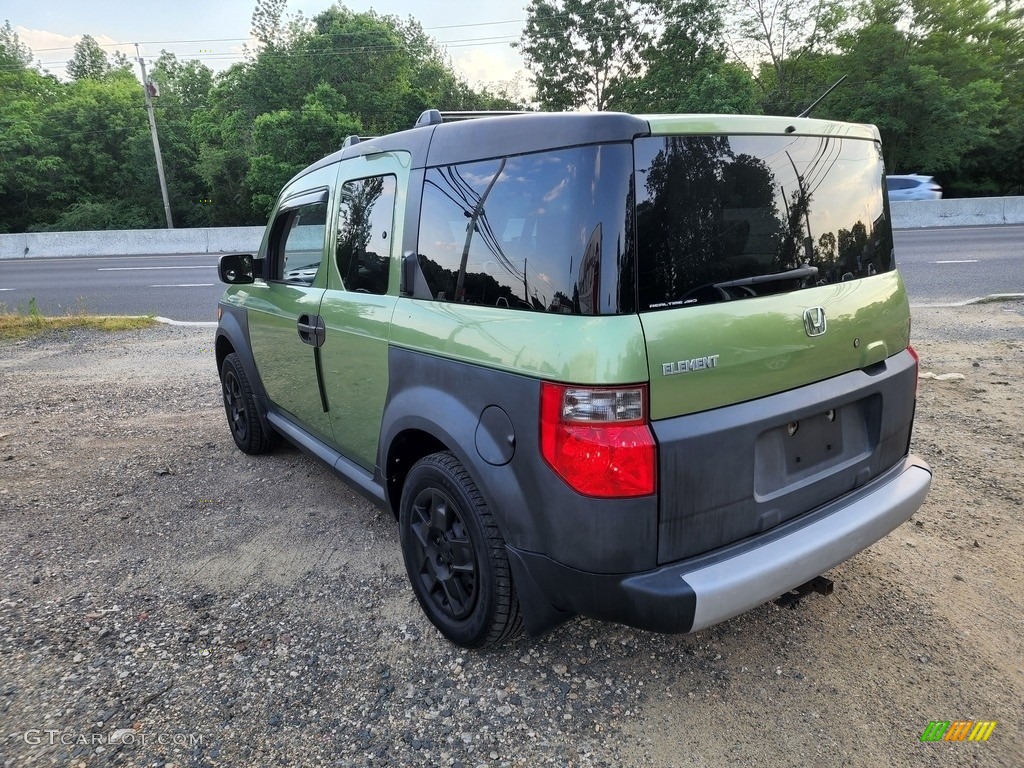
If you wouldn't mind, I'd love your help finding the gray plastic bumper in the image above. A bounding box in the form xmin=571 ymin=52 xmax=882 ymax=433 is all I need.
xmin=508 ymin=455 xmax=931 ymax=635
xmin=684 ymin=455 xmax=932 ymax=631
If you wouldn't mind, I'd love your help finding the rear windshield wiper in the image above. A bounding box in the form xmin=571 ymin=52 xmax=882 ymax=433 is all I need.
xmin=714 ymin=266 xmax=818 ymax=289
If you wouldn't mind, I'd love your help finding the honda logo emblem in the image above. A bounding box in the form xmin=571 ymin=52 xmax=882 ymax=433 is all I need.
xmin=803 ymin=307 xmax=827 ymax=337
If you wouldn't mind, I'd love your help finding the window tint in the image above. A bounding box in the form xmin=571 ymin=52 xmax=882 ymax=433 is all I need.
xmin=270 ymin=201 xmax=327 ymax=285
xmin=635 ymin=135 xmax=895 ymax=311
xmin=886 ymin=177 xmax=913 ymax=190
xmin=417 ymin=144 xmax=634 ymax=314
xmin=336 ymin=175 xmax=396 ymax=295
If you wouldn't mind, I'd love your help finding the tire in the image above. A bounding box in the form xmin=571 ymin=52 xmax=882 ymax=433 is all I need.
xmin=220 ymin=352 xmax=275 ymax=455
xmin=399 ymin=452 xmax=523 ymax=648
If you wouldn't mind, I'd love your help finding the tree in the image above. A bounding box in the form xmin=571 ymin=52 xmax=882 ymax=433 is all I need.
xmin=67 ymin=34 xmax=113 ymax=80
xmin=0 ymin=19 xmax=32 ymax=68
xmin=0 ymin=24 xmax=66 ymax=233
xmin=517 ymin=0 xmax=655 ymax=110
xmin=953 ymin=0 xmax=1024 ymax=194
xmin=41 ymin=71 xmax=160 ymax=230
xmin=615 ymin=0 xmax=761 ymax=113
xmin=725 ymin=0 xmax=851 ymax=113
xmin=247 ymin=84 xmax=360 ymax=216
xmin=251 ymin=0 xmax=289 ymax=48
xmin=149 ymin=52 xmax=218 ymax=226
xmin=825 ymin=0 xmax=1004 ymax=176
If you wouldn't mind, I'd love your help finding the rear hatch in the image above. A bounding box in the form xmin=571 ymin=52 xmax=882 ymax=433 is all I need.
xmin=633 ymin=120 xmax=915 ymax=563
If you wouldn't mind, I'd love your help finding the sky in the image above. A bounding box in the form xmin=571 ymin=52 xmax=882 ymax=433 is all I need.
xmin=4 ymin=0 xmax=530 ymax=88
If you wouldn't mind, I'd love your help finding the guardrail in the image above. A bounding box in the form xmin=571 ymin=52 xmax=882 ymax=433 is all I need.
xmin=1 ymin=197 xmax=1022 ymax=259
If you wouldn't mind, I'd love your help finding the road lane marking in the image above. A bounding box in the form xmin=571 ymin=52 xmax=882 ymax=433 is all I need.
xmin=98 ymin=266 xmax=216 ymax=271
xmin=933 ymin=259 xmax=978 ymax=264
xmin=0 ymin=288 xmax=14 ymax=291
xmin=149 ymin=283 xmax=216 ymax=287
xmin=154 ymin=316 xmax=217 ymax=327
xmin=911 ymin=293 xmax=1024 ymax=308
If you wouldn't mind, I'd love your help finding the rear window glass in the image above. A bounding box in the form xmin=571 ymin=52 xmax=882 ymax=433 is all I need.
xmin=416 ymin=144 xmax=635 ymax=314
xmin=634 ymin=135 xmax=894 ymax=311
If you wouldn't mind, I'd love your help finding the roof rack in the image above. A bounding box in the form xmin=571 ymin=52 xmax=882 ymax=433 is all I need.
xmin=413 ymin=109 xmax=532 ymax=129
xmin=342 ymin=135 xmax=379 ymax=149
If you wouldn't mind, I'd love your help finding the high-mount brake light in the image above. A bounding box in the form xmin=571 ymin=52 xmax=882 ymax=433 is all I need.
xmin=540 ymin=382 xmax=657 ymax=498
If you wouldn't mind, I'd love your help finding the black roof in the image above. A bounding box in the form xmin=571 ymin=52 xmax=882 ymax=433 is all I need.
xmin=291 ymin=112 xmax=651 ymax=185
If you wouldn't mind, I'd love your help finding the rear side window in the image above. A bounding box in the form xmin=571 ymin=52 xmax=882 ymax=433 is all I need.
xmin=335 ymin=175 xmax=396 ymax=295
xmin=634 ymin=135 xmax=894 ymax=311
xmin=417 ymin=144 xmax=635 ymax=314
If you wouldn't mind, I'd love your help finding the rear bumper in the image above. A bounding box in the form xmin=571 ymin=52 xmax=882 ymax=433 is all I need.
xmin=509 ymin=455 xmax=932 ymax=634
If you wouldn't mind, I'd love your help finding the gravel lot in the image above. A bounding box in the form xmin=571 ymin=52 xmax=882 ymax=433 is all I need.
xmin=1 ymin=301 xmax=1021 ymax=768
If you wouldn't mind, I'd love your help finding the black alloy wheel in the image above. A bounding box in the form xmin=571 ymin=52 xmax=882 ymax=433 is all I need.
xmin=408 ymin=486 xmax=478 ymax=620
xmin=399 ymin=452 xmax=523 ymax=648
xmin=220 ymin=352 xmax=274 ymax=455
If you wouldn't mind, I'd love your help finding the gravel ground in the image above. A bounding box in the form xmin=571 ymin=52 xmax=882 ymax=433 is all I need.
xmin=0 ymin=301 xmax=1021 ymax=768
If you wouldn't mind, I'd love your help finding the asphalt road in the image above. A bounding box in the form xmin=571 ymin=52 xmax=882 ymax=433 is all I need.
xmin=0 ymin=253 xmax=222 ymax=322
xmin=893 ymin=223 xmax=1024 ymax=305
xmin=0 ymin=225 xmax=1021 ymax=322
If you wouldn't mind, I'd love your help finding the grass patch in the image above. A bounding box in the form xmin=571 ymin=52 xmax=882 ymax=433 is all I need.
xmin=0 ymin=298 xmax=156 ymax=340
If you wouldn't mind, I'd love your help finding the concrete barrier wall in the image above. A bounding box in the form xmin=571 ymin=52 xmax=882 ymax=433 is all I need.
xmin=0 ymin=226 xmax=264 ymax=260
xmin=2 ymin=198 xmax=1022 ymax=259
xmin=890 ymin=197 xmax=1024 ymax=229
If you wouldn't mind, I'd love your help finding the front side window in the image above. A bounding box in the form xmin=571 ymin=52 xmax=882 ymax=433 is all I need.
xmin=336 ymin=175 xmax=396 ymax=295
xmin=417 ymin=144 xmax=634 ymax=314
xmin=634 ymin=135 xmax=894 ymax=311
xmin=269 ymin=200 xmax=328 ymax=285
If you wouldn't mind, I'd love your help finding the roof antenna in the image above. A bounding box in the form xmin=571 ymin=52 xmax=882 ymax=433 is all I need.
xmin=797 ymin=75 xmax=848 ymax=119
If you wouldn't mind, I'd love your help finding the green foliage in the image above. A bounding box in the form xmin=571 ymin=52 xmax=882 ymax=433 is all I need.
xmin=0 ymin=19 xmax=32 ymax=68
xmin=518 ymin=0 xmax=656 ymax=110
xmin=1 ymin=0 xmax=1021 ymax=234
xmin=820 ymin=0 xmax=1007 ymax=178
xmin=614 ymin=0 xmax=761 ymax=113
xmin=0 ymin=3 xmax=527 ymax=231
xmin=67 ymin=34 xmax=113 ymax=80
xmin=247 ymin=84 xmax=360 ymax=215
xmin=725 ymin=0 xmax=852 ymax=114
xmin=44 ymin=200 xmax=157 ymax=231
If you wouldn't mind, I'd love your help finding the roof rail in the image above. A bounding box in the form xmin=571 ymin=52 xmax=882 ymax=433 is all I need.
xmin=342 ymin=135 xmax=378 ymax=149
xmin=413 ymin=109 xmax=531 ymax=129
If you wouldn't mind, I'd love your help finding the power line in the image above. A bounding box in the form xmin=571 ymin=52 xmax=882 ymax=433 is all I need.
xmin=24 ymin=18 xmax=535 ymax=53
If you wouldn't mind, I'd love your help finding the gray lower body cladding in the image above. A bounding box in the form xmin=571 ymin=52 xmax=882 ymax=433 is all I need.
xmin=653 ymin=349 xmax=919 ymax=564
xmin=381 ymin=346 xmax=927 ymax=635
xmin=511 ymin=455 xmax=931 ymax=633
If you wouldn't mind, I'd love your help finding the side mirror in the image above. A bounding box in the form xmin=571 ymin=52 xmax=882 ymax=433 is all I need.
xmin=218 ymin=253 xmax=255 ymax=284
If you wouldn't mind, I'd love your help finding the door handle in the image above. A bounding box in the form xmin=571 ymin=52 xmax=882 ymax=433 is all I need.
xmin=297 ymin=314 xmax=326 ymax=347
xmin=297 ymin=314 xmax=316 ymax=345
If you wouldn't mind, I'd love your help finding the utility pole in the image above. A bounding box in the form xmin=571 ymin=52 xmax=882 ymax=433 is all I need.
xmin=135 ymin=44 xmax=173 ymax=228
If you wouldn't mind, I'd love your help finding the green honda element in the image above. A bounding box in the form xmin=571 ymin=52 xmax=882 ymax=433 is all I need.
xmin=215 ymin=109 xmax=932 ymax=648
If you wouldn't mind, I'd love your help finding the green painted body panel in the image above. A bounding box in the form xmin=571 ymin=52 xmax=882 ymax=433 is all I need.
xmin=643 ymin=114 xmax=881 ymax=142
xmin=238 ymin=163 xmax=338 ymax=440
xmin=389 ymin=301 xmax=650 ymax=385
xmin=641 ymin=270 xmax=911 ymax=421
xmin=316 ymin=147 xmax=410 ymax=469
xmin=318 ymin=293 xmax=396 ymax=469
xmin=243 ymin=283 xmax=331 ymax=437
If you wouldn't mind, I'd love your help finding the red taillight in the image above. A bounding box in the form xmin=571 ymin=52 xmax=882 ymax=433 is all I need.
xmin=540 ymin=382 xmax=657 ymax=498
xmin=908 ymin=344 xmax=920 ymax=396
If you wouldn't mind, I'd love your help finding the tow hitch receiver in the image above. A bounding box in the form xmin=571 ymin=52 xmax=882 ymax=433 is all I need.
xmin=774 ymin=575 xmax=834 ymax=609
